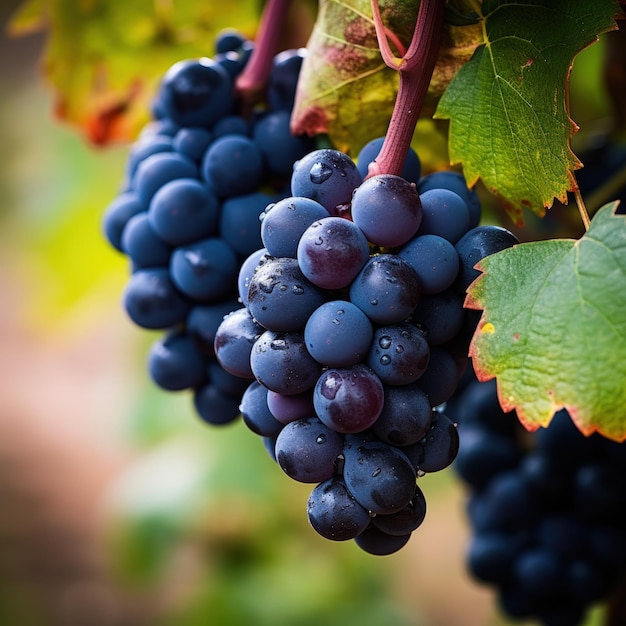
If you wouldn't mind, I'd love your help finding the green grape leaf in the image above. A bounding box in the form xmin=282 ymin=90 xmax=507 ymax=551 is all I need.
xmin=466 ymin=203 xmax=626 ymax=442
xmin=291 ymin=0 xmax=482 ymax=154
xmin=7 ymin=0 xmax=262 ymax=144
xmin=434 ymin=0 xmax=620 ymax=224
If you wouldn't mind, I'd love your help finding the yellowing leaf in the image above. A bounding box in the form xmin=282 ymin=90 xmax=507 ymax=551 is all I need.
xmin=291 ymin=0 xmax=482 ymax=155
xmin=7 ymin=0 xmax=262 ymax=145
xmin=467 ymin=203 xmax=626 ymax=442
xmin=435 ymin=0 xmax=620 ymax=224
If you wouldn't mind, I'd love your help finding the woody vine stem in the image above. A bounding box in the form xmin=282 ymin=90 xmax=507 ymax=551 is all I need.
xmin=366 ymin=0 xmax=446 ymax=179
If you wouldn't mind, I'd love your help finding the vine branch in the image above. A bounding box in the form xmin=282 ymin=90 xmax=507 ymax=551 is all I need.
xmin=366 ymin=0 xmax=446 ymax=179
xmin=235 ymin=0 xmax=293 ymax=109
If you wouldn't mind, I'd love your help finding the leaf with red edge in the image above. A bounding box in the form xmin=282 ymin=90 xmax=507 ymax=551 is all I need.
xmin=467 ymin=203 xmax=626 ymax=442
xmin=7 ymin=0 xmax=262 ymax=145
xmin=434 ymin=0 xmax=620 ymax=224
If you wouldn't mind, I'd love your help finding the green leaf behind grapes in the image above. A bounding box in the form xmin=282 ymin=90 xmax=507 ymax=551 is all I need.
xmin=466 ymin=203 xmax=626 ymax=441
xmin=7 ymin=0 xmax=262 ymax=144
xmin=434 ymin=0 xmax=620 ymax=224
xmin=291 ymin=0 xmax=482 ymax=155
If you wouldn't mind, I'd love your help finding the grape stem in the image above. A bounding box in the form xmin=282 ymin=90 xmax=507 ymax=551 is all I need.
xmin=366 ymin=0 xmax=446 ymax=179
xmin=235 ymin=0 xmax=293 ymax=108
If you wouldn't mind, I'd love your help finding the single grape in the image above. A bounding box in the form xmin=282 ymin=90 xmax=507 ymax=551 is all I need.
xmin=353 ymin=524 xmax=412 ymax=556
xmin=219 ymin=191 xmax=273 ymax=257
xmin=148 ymin=178 xmax=219 ymax=246
xmin=214 ymin=307 xmax=264 ymax=379
xmin=297 ymin=216 xmax=371 ymax=290
xmin=304 ymin=300 xmax=374 ymax=367
xmin=266 ymin=389 xmax=315 ymax=425
xmin=201 ymin=134 xmax=265 ymax=197
xmin=158 ymin=57 xmax=233 ymax=127
xmin=240 ymin=380 xmax=284 ymax=438
xmin=121 ymin=212 xmax=172 ymax=269
xmin=260 ymin=196 xmax=329 ymax=258
xmin=133 ymin=152 xmax=199 ymax=206
xmin=351 ymin=174 xmax=422 ymax=247
xmin=417 ymin=188 xmax=470 ymax=244
xmin=123 ymin=268 xmax=190 ymax=330
xmin=342 ymin=439 xmax=417 ymax=514
xmin=417 ymin=170 xmax=481 ymax=229
xmin=307 ymin=477 xmax=371 ymax=541
xmin=274 ymin=416 xmax=343 ymax=483
xmin=313 ymin=364 xmax=384 ymax=434
xmin=250 ymin=330 xmax=322 ymax=395
xmin=170 ymin=237 xmax=239 ymax=301
xmin=172 ymin=127 xmax=213 ymax=161
xmin=366 ymin=323 xmax=430 ymax=386
xmin=253 ymin=110 xmax=315 ymax=178
xmin=148 ymin=330 xmax=206 ymax=391
xmin=398 ymin=234 xmax=459 ymax=295
xmin=372 ymin=383 xmax=432 ymax=446
xmin=349 ymin=254 xmax=421 ymax=324
xmin=247 ymin=256 xmax=327 ymax=331
xmin=291 ymin=149 xmax=362 ymax=213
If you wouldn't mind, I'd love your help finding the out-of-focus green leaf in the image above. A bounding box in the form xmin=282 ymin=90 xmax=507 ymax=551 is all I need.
xmin=7 ymin=0 xmax=261 ymax=144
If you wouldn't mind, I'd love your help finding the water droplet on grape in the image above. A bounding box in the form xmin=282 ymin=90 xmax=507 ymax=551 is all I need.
xmin=292 ymin=285 xmax=304 ymax=295
xmin=316 ymin=434 xmax=327 ymax=444
xmin=380 ymin=355 xmax=391 ymax=366
xmin=270 ymin=339 xmax=288 ymax=350
xmin=370 ymin=299 xmax=378 ymax=306
xmin=417 ymin=469 xmax=426 ymax=478
xmin=310 ymin=162 xmax=333 ymax=184
xmin=395 ymin=345 xmax=404 ymax=354
xmin=332 ymin=318 xmax=340 ymax=325
xmin=379 ymin=336 xmax=392 ymax=349
xmin=372 ymin=468 xmax=381 ymax=477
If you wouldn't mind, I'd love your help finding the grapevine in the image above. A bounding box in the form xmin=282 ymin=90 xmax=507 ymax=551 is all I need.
xmin=9 ymin=0 xmax=626 ymax=624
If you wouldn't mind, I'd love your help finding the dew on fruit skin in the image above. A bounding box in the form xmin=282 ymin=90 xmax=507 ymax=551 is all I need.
xmin=316 ymin=434 xmax=327 ymax=444
xmin=292 ymin=285 xmax=304 ymax=295
xmin=310 ymin=162 xmax=333 ymax=184
xmin=370 ymin=299 xmax=378 ymax=306
xmin=379 ymin=336 xmax=392 ymax=349
xmin=372 ymin=468 xmax=381 ymax=477
xmin=270 ymin=339 xmax=288 ymax=350
xmin=380 ymin=355 xmax=391 ymax=366
xmin=395 ymin=345 xmax=404 ymax=354
xmin=332 ymin=318 xmax=340 ymax=325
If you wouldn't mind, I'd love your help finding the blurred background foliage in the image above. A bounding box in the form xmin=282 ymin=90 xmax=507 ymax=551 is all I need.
xmin=0 ymin=1 xmax=622 ymax=625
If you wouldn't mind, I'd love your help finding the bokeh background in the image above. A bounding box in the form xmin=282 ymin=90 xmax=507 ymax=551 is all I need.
xmin=0 ymin=2 xmax=621 ymax=625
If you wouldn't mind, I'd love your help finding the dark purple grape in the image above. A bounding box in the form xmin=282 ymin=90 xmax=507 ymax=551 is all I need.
xmin=307 ymin=477 xmax=371 ymax=541
xmin=304 ymin=300 xmax=373 ymax=367
xmin=291 ymin=149 xmax=362 ymax=213
xmin=371 ymin=484 xmax=427 ymax=536
xmin=148 ymin=330 xmax=206 ymax=391
xmin=266 ymin=389 xmax=315 ymax=425
xmin=351 ymin=174 xmax=422 ymax=247
xmin=250 ymin=330 xmax=322 ymax=395
xmin=356 ymin=137 xmax=421 ymax=183
xmin=240 ymin=380 xmax=284 ymax=437
xmin=214 ymin=307 xmax=264 ymax=379
xmin=349 ymin=254 xmax=421 ymax=324
xmin=274 ymin=416 xmax=343 ymax=483
xmin=297 ymin=216 xmax=370 ymax=289
xmin=417 ymin=188 xmax=470 ymax=243
xmin=313 ymin=364 xmax=384 ymax=434
xmin=366 ymin=323 xmax=430 ymax=385
xmin=353 ymin=524 xmax=412 ymax=556
xmin=247 ymin=256 xmax=327 ymax=331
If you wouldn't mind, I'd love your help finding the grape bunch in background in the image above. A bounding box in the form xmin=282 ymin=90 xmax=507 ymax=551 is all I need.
xmin=102 ymin=32 xmax=315 ymax=424
xmin=449 ymin=374 xmax=626 ymax=626
xmin=215 ymin=143 xmax=520 ymax=555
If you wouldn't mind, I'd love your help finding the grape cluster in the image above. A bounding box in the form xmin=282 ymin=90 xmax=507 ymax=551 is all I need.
xmin=450 ymin=374 xmax=626 ymax=625
xmin=102 ymin=32 xmax=315 ymax=424
xmin=215 ymin=144 xmax=520 ymax=555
